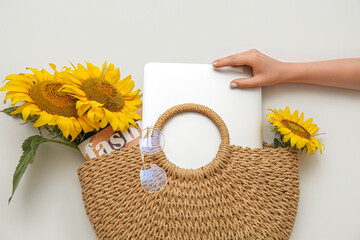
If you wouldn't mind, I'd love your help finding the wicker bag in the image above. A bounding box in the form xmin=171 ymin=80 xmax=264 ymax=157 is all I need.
xmin=78 ymin=103 xmax=299 ymax=240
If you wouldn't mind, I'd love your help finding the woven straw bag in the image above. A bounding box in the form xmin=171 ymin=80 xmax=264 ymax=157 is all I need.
xmin=78 ymin=103 xmax=299 ymax=240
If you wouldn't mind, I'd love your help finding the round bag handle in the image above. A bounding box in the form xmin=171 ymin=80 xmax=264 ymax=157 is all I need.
xmin=153 ymin=103 xmax=230 ymax=145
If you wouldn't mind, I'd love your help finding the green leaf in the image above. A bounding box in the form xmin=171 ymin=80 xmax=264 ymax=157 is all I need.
xmin=279 ymin=134 xmax=284 ymax=141
xmin=1 ymin=107 xmax=19 ymax=117
xmin=8 ymin=135 xmax=80 ymax=204
xmin=1 ymin=106 xmax=38 ymax=122
xmin=274 ymin=138 xmax=280 ymax=148
xmin=8 ymin=136 xmax=47 ymax=204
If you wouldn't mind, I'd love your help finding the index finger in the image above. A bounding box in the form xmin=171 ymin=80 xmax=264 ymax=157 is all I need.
xmin=212 ymin=52 xmax=252 ymax=68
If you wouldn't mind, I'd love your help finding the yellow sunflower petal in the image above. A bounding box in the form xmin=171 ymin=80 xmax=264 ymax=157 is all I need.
xmin=16 ymin=104 xmax=34 ymax=120
xmin=117 ymin=76 xmax=134 ymax=95
xmin=310 ymin=128 xmax=320 ymax=135
xmin=64 ymin=73 xmax=82 ymax=85
xmin=78 ymin=103 xmax=91 ymax=117
xmin=290 ymin=135 xmax=298 ymax=147
xmin=11 ymin=103 xmax=33 ymax=119
xmin=26 ymin=67 xmax=44 ymax=82
xmin=106 ymin=63 xmax=114 ymax=73
xmin=124 ymin=101 xmax=141 ymax=112
xmin=114 ymin=116 xmax=125 ymax=131
xmin=25 ymin=73 xmax=39 ymax=83
xmin=266 ymin=113 xmax=276 ymax=119
xmin=57 ymin=116 xmax=71 ymax=138
xmin=126 ymin=117 xmax=137 ymax=127
xmin=110 ymin=67 xmax=120 ymax=84
xmin=93 ymin=108 xmax=104 ymax=122
xmin=303 ymin=118 xmax=313 ymax=129
xmin=33 ymin=113 xmax=54 ymax=127
xmin=49 ymin=63 xmax=57 ymax=71
xmin=296 ymin=138 xmax=306 ymax=149
xmin=123 ymin=89 xmax=141 ymax=100
xmin=313 ymin=138 xmax=323 ymax=154
xmin=99 ymin=117 xmax=109 ymax=128
xmin=269 ymin=108 xmax=280 ymax=117
xmin=78 ymin=118 xmax=94 ymax=133
xmin=0 ymin=82 xmax=31 ymax=93
xmin=10 ymin=93 xmax=33 ymax=105
xmin=306 ymin=142 xmax=316 ymax=154
xmin=297 ymin=112 xmax=304 ymax=125
xmin=71 ymin=117 xmax=82 ymax=134
xmin=279 ymin=127 xmax=291 ymax=135
xmin=76 ymin=100 xmax=87 ymax=109
xmin=41 ymin=69 xmax=54 ymax=81
xmin=89 ymin=100 xmax=104 ymax=108
xmin=4 ymin=91 xmax=17 ymax=103
xmin=75 ymin=63 xmax=90 ymax=80
xmin=283 ymin=133 xmax=293 ymax=142
xmin=284 ymin=107 xmax=292 ymax=118
xmin=87 ymin=108 xmax=96 ymax=123
xmin=279 ymin=109 xmax=285 ymax=118
xmin=104 ymin=70 xmax=114 ymax=83
xmin=108 ymin=113 xmax=119 ymax=131
xmin=291 ymin=110 xmax=299 ymax=122
xmin=61 ymin=84 xmax=86 ymax=96
xmin=307 ymin=124 xmax=318 ymax=133
xmin=124 ymin=109 xmax=141 ymax=119
xmin=86 ymin=62 xmax=101 ymax=78
xmin=100 ymin=61 xmax=107 ymax=78
xmin=5 ymin=74 xmax=34 ymax=85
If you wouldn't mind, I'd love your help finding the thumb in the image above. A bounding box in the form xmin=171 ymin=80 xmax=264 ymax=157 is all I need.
xmin=230 ymin=76 xmax=264 ymax=88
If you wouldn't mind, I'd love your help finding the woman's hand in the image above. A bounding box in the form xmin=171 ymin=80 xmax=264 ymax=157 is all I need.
xmin=212 ymin=49 xmax=360 ymax=90
xmin=212 ymin=49 xmax=286 ymax=88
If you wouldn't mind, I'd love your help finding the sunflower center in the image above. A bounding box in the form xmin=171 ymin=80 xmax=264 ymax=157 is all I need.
xmin=81 ymin=78 xmax=124 ymax=112
xmin=281 ymin=119 xmax=311 ymax=139
xmin=29 ymin=81 xmax=78 ymax=117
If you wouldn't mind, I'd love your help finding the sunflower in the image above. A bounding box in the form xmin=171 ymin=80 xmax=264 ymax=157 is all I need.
xmin=0 ymin=65 xmax=95 ymax=140
xmin=267 ymin=107 xmax=325 ymax=154
xmin=60 ymin=61 xmax=142 ymax=132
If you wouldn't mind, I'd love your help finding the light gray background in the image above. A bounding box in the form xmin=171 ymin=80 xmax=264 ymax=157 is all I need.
xmin=0 ymin=0 xmax=360 ymax=239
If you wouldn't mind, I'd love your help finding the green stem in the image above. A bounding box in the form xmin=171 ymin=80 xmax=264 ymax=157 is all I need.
xmin=47 ymin=139 xmax=81 ymax=153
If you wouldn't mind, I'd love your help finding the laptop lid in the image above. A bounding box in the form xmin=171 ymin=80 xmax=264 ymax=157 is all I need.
xmin=142 ymin=62 xmax=262 ymax=169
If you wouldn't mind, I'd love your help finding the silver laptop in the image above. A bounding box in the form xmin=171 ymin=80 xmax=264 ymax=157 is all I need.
xmin=142 ymin=62 xmax=262 ymax=169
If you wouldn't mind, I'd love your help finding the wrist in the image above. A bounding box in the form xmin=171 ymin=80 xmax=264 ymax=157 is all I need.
xmin=278 ymin=62 xmax=301 ymax=83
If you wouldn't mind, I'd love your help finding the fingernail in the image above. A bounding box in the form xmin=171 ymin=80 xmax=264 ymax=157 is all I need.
xmin=212 ymin=62 xmax=218 ymax=66
xmin=230 ymin=82 xmax=237 ymax=88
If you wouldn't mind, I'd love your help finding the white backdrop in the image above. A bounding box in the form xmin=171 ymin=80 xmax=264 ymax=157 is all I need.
xmin=0 ymin=0 xmax=360 ymax=239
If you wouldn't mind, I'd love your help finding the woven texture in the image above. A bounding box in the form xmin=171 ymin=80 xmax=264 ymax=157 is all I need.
xmin=78 ymin=103 xmax=299 ymax=240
